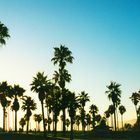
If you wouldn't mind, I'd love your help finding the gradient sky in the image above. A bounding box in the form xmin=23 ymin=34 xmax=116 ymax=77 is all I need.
xmin=0 ymin=0 xmax=140 ymax=129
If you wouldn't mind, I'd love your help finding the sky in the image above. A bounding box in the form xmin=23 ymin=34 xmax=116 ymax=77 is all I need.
xmin=0 ymin=0 xmax=140 ymax=130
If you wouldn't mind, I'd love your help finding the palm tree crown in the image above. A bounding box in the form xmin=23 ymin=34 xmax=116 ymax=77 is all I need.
xmin=51 ymin=45 xmax=74 ymax=69
xmin=0 ymin=21 xmax=10 ymax=45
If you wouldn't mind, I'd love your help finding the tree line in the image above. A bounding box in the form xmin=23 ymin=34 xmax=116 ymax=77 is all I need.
xmin=0 ymin=21 xmax=140 ymax=140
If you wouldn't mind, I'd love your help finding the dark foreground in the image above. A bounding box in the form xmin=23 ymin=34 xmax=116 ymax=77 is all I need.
xmin=0 ymin=131 xmax=140 ymax=140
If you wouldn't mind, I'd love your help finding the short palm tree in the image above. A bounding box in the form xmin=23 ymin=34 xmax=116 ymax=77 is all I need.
xmin=22 ymin=96 xmax=36 ymax=134
xmin=89 ymin=104 xmax=98 ymax=130
xmin=19 ymin=117 xmax=26 ymax=131
xmin=11 ymin=84 xmax=25 ymax=132
xmin=0 ymin=21 xmax=10 ymax=45
xmin=104 ymin=110 xmax=110 ymax=126
xmin=31 ymin=72 xmax=50 ymax=137
xmin=130 ymin=92 xmax=140 ymax=121
xmin=85 ymin=113 xmax=91 ymax=131
xmin=68 ymin=92 xmax=79 ymax=140
xmin=0 ymin=81 xmax=12 ymax=131
xmin=106 ymin=81 xmax=121 ymax=131
xmin=75 ymin=115 xmax=80 ymax=131
xmin=34 ymin=114 xmax=42 ymax=131
xmin=78 ymin=91 xmax=89 ymax=131
xmin=119 ymin=105 xmax=126 ymax=130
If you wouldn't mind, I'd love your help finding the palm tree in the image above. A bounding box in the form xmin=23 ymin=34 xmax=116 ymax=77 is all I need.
xmin=85 ymin=113 xmax=91 ymax=131
xmin=31 ymin=72 xmax=50 ymax=137
xmin=119 ymin=105 xmax=126 ymax=130
xmin=19 ymin=117 xmax=26 ymax=131
xmin=78 ymin=91 xmax=90 ymax=131
xmin=0 ymin=21 xmax=10 ymax=45
xmin=89 ymin=104 xmax=98 ymax=130
xmin=106 ymin=81 xmax=121 ymax=131
xmin=75 ymin=115 xmax=80 ymax=131
xmin=11 ymin=84 xmax=25 ymax=132
xmin=51 ymin=45 xmax=74 ymax=133
xmin=108 ymin=104 xmax=115 ymax=130
xmin=51 ymin=45 xmax=74 ymax=70
xmin=34 ymin=114 xmax=42 ymax=131
xmin=78 ymin=91 xmax=90 ymax=110
xmin=104 ymin=110 xmax=110 ymax=126
xmin=22 ymin=96 xmax=36 ymax=134
xmin=0 ymin=81 xmax=12 ymax=131
xmin=67 ymin=92 xmax=79 ymax=140
xmin=130 ymin=92 xmax=140 ymax=121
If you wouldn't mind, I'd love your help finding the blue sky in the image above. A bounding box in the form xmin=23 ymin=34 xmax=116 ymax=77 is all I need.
xmin=0 ymin=0 xmax=140 ymax=129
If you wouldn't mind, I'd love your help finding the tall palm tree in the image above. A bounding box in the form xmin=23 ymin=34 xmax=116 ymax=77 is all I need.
xmin=105 ymin=81 xmax=121 ymax=131
xmin=19 ymin=117 xmax=26 ymax=131
xmin=31 ymin=72 xmax=50 ymax=137
xmin=34 ymin=114 xmax=42 ymax=131
xmin=11 ymin=84 xmax=25 ymax=132
xmin=51 ymin=45 xmax=74 ymax=133
xmin=130 ymin=92 xmax=140 ymax=121
xmin=119 ymin=105 xmax=126 ymax=130
xmin=0 ymin=21 xmax=10 ymax=45
xmin=89 ymin=104 xmax=98 ymax=130
xmin=22 ymin=96 xmax=36 ymax=134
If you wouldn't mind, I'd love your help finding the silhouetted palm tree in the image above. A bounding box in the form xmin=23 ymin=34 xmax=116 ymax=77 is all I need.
xmin=31 ymin=72 xmax=50 ymax=137
xmin=68 ymin=92 xmax=79 ymax=140
xmin=85 ymin=113 xmax=91 ymax=131
xmin=89 ymin=104 xmax=98 ymax=130
xmin=11 ymin=85 xmax=25 ymax=132
xmin=34 ymin=114 xmax=42 ymax=131
xmin=51 ymin=45 xmax=74 ymax=133
xmin=0 ymin=81 xmax=12 ymax=131
xmin=119 ymin=105 xmax=126 ymax=130
xmin=106 ymin=81 xmax=121 ymax=131
xmin=78 ymin=91 xmax=90 ymax=110
xmin=0 ymin=21 xmax=10 ymax=45
xmin=130 ymin=92 xmax=140 ymax=121
xmin=75 ymin=115 xmax=80 ymax=131
xmin=108 ymin=104 xmax=115 ymax=130
xmin=104 ymin=110 xmax=110 ymax=126
xmin=22 ymin=96 xmax=36 ymax=134
xmin=19 ymin=117 xmax=26 ymax=131
xmin=78 ymin=91 xmax=90 ymax=131
xmin=51 ymin=45 xmax=74 ymax=70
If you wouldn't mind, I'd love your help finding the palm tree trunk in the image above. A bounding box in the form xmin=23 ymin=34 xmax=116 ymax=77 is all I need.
xmin=114 ymin=108 xmax=117 ymax=131
xmin=70 ymin=117 xmax=74 ymax=140
xmin=116 ymin=109 xmax=119 ymax=130
xmin=26 ymin=120 xmax=29 ymax=134
xmin=135 ymin=105 xmax=138 ymax=121
xmin=41 ymin=101 xmax=46 ymax=137
xmin=54 ymin=115 xmax=57 ymax=137
xmin=3 ymin=107 xmax=5 ymax=131
xmin=62 ymin=108 xmax=66 ymax=133
xmin=111 ymin=115 xmax=114 ymax=130
xmin=15 ymin=111 xmax=17 ymax=132
xmin=121 ymin=115 xmax=123 ymax=130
